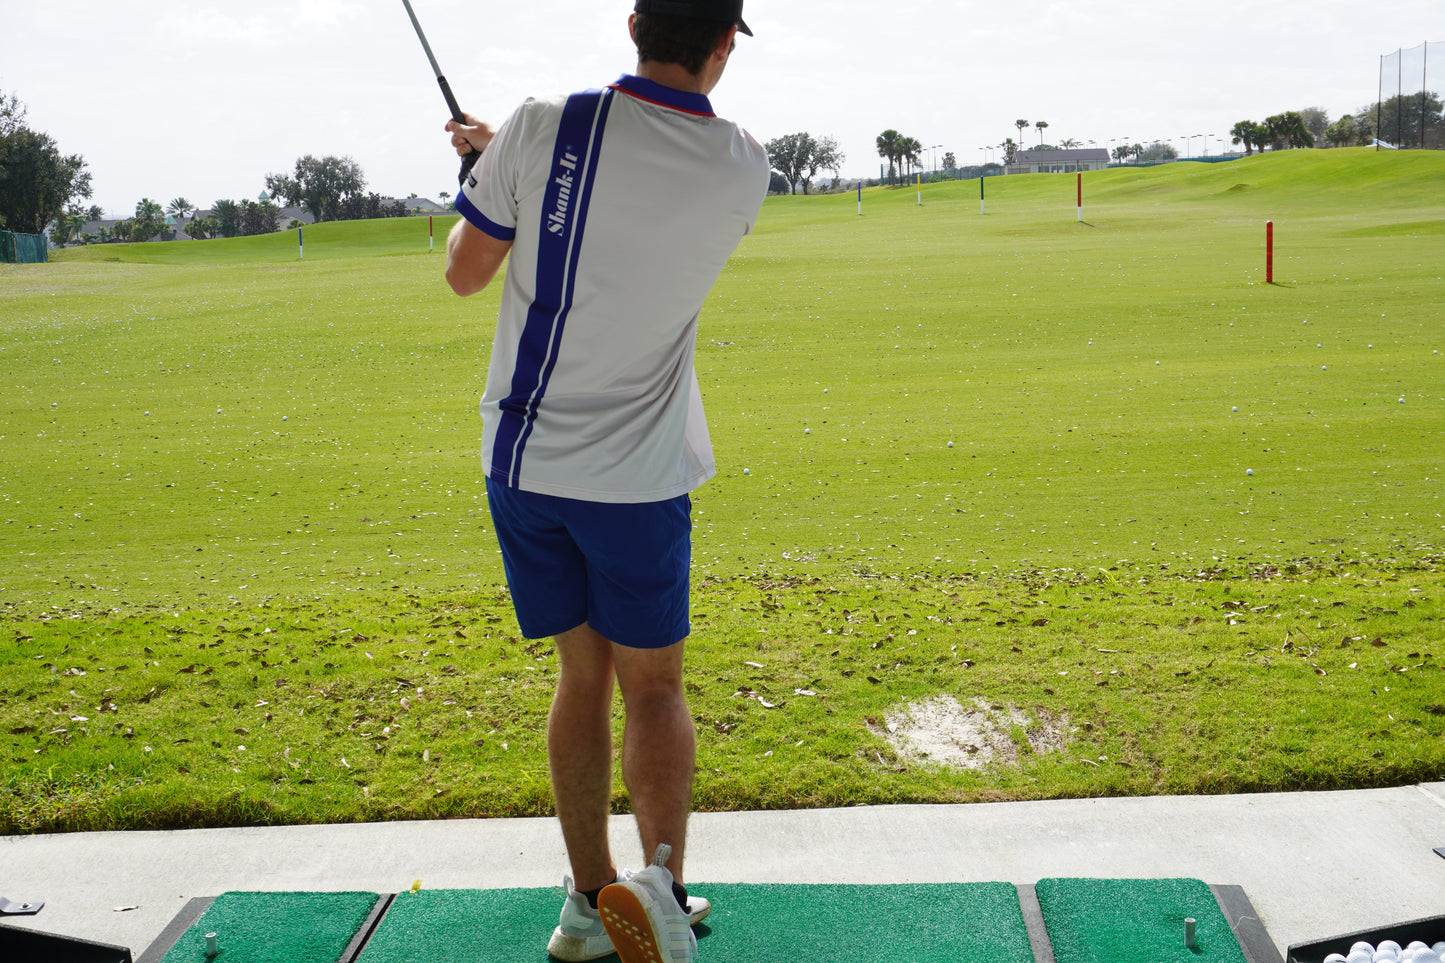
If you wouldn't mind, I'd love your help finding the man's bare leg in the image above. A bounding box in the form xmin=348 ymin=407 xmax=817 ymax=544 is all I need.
xmin=549 ymin=623 xmax=618 ymax=892
xmin=612 ymin=637 xmax=695 ymax=884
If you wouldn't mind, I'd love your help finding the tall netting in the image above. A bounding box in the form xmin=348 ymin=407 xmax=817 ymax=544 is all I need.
xmin=1377 ymin=41 xmax=1444 ymax=149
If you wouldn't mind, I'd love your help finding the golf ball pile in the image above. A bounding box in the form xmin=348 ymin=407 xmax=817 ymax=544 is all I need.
xmin=1323 ymin=939 xmax=1445 ymax=963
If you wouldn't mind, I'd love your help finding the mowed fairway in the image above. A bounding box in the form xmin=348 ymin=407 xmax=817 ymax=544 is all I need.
xmin=2 ymin=148 xmax=1442 ymax=831
xmin=701 ymin=149 xmax=1444 ymax=576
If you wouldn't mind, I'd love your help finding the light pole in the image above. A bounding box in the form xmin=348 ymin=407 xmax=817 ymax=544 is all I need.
xmin=927 ymin=144 xmax=942 ymax=175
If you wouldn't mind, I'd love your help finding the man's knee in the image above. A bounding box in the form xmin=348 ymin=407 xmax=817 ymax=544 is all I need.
xmin=611 ymin=638 xmax=687 ymax=706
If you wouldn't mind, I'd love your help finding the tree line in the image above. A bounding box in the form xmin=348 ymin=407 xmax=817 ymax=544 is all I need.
xmin=1323 ymin=93 xmax=1445 ymax=149
xmin=1232 ymin=96 xmax=1445 ymax=154
xmin=73 ymin=156 xmax=413 ymax=247
xmin=2 ymin=91 xmax=425 ymax=248
xmin=1110 ymin=142 xmax=1178 ymax=164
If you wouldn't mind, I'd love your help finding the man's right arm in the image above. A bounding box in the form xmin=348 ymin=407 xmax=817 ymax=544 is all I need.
xmin=445 ymin=219 xmax=510 ymax=296
xmin=443 ymin=113 xmax=510 ymax=296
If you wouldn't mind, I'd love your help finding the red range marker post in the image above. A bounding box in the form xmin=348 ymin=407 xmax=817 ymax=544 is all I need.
xmin=430 ymin=215 xmax=434 ymax=253
xmin=1266 ymin=220 xmax=1274 ymax=284
xmin=1077 ymin=171 xmax=1083 ymax=222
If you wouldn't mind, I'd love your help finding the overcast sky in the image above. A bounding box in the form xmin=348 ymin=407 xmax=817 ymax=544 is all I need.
xmin=4 ymin=0 xmax=1442 ymax=217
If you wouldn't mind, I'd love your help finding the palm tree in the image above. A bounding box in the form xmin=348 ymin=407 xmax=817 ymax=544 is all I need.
xmin=166 ymin=197 xmax=194 ymax=221
xmin=65 ymin=211 xmax=88 ymax=244
xmin=1231 ymin=120 xmax=1267 ymax=155
xmin=131 ymin=198 xmax=165 ymax=242
xmin=876 ymin=129 xmax=902 ymax=185
xmin=899 ymin=137 xmax=922 ymax=182
xmin=1265 ymin=112 xmax=1314 ymax=150
xmin=1014 ymin=119 xmax=1030 ymax=144
xmin=1035 ymin=121 xmax=1049 ymax=145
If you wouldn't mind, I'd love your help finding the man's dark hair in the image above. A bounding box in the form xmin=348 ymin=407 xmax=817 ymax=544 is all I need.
xmin=632 ymin=13 xmax=732 ymax=75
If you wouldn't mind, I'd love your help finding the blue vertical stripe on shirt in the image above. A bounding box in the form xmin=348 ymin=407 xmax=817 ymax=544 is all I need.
xmin=490 ymin=87 xmax=615 ymax=487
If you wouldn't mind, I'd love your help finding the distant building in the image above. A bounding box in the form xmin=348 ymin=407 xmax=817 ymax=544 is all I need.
xmin=404 ymin=197 xmax=451 ymax=214
xmin=1006 ymin=149 xmax=1111 ymax=175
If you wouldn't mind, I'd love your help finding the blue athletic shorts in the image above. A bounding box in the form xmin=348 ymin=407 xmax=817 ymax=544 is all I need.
xmin=484 ymin=478 xmax=691 ymax=648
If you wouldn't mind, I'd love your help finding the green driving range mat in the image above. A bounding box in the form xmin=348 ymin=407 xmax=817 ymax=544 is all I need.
xmin=355 ymin=888 xmax=559 ymax=963
xmin=357 ymin=882 xmax=1034 ymax=962
xmin=1035 ymin=878 xmax=1248 ymax=963
xmin=156 ymin=890 xmax=382 ymax=963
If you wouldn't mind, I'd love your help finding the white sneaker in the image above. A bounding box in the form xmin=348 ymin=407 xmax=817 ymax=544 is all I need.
xmin=547 ymin=866 xmax=710 ymax=962
xmin=598 ymin=844 xmax=699 ymax=963
xmin=547 ymin=875 xmax=614 ymax=962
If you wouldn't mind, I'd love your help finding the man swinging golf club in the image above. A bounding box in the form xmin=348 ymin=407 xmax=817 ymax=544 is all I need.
xmin=442 ymin=2 xmax=768 ymax=960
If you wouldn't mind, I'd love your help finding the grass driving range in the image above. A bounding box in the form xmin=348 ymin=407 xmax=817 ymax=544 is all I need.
xmin=2 ymin=148 xmax=1442 ymax=833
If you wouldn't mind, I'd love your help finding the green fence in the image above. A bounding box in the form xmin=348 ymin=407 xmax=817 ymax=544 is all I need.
xmin=1 ymin=230 xmax=48 ymax=263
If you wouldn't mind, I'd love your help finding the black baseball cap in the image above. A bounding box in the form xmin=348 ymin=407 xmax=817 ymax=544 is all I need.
xmin=633 ymin=0 xmax=752 ymax=36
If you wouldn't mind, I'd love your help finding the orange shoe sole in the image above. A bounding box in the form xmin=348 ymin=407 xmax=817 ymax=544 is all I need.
xmin=597 ymin=884 xmax=667 ymax=963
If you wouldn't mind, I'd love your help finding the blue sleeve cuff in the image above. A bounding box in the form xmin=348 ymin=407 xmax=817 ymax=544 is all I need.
xmin=455 ymin=190 xmax=516 ymax=242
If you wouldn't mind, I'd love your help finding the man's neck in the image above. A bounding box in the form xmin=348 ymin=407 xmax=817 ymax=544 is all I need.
xmin=635 ymin=60 xmax=712 ymax=96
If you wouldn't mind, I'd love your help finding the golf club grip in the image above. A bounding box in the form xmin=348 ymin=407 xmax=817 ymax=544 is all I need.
xmin=438 ymin=73 xmax=478 ymax=185
xmin=458 ymin=149 xmax=480 ymax=187
xmin=437 ymin=75 xmax=466 ymax=125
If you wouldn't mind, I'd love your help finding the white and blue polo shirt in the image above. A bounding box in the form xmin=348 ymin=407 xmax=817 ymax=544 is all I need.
xmin=456 ymin=74 xmax=770 ymax=504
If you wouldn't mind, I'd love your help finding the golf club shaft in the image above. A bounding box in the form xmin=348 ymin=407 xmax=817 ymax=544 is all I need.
xmin=401 ymin=0 xmax=465 ymax=123
xmin=401 ymin=0 xmax=479 ymax=184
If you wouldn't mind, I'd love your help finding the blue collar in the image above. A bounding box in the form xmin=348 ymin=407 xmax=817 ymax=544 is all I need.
xmin=608 ymin=74 xmax=715 ymax=117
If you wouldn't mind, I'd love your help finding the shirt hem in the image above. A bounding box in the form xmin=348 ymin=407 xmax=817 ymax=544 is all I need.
xmin=486 ymin=467 xmax=715 ymax=504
